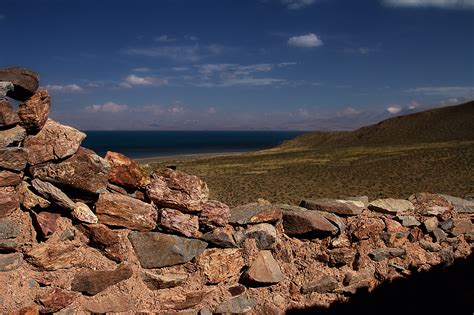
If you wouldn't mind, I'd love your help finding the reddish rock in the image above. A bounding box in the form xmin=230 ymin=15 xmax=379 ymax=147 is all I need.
xmin=17 ymin=89 xmax=50 ymax=133
xmin=0 ymin=125 xmax=27 ymax=148
xmin=36 ymin=288 xmax=78 ymax=314
xmin=380 ymin=231 xmax=409 ymax=247
xmin=451 ymin=219 xmax=473 ymax=236
xmin=197 ymin=248 xmax=245 ymax=284
xmin=301 ymin=271 xmax=338 ymax=294
xmin=71 ymin=264 xmax=133 ymax=296
xmin=141 ymin=271 xmax=188 ymax=290
xmin=201 ymin=225 xmax=238 ymax=248
xmin=95 ymin=192 xmax=157 ymax=231
xmin=0 ymin=186 xmax=19 ymax=218
xmin=0 ymin=170 xmax=23 ymax=187
xmin=0 ymin=99 xmax=19 ymax=127
xmin=26 ymin=242 xmax=84 ymax=270
xmin=229 ymin=203 xmax=283 ymax=225
xmin=409 ymin=192 xmax=453 ymax=216
xmin=104 ymin=151 xmax=150 ymax=188
xmin=146 ymin=168 xmax=209 ymax=213
xmin=24 ymin=119 xmax=86 ymax=165
xmin=30 ymin=147 xmax=109 ymax=194
xmin=244 ymin=250 xmax=283 ymax=285
xmin=81 ymin=223 xmax=129 ymax=263
xmin=32 ymin=212 xmax=61 ymax=238
xmin=328 ymin=247 xmax=357 ymax=267
xmin=7 ymin=304 xmax=39 ymax=315
xmin=31 ymin=178 xmax=76 ymax=210
xmin=199 ymin=200 xmax=231 ymax=228
xmin=282 ymin=210 xmax=338 ymax=237
xmin=300 ymin=198 xmax=364 ymax=216
xmin=0 ymin=67 xmax=39 ymax=101
xmin=349 ymin=217 xmax=385 ymax=241
xmin=159 ymin=208 xmax=200 ymax=237
xmin=18 ymin=181 xmax=50 ymax=210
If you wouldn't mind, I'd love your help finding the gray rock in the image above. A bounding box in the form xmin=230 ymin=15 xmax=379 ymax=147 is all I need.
xmin=0 ymin=253 xmax=23 ymax=271
xmin=439 ymin=219 xmax=454 ymax=232
xmin=0 ymin=148 xmax=28 ymax=171
xmin=31 ymin=178 xmax=76 ymax=210
xmin=128 ymin=231 xmax=208 ymax=268
xmin=229 ymin=203 xmax=282 ymax=225
xmin=368 ymin=248 xmax=406 ymax=261
xmin=0 ymin=218 xmax=20 ymax=250
xmin=245 ymin=250 xmax=283 ymax=284
xmin=282 ymin=209 xmax=338 ymax=237
xmin=0 ymin=67 xmax=39 ymax=101
xmin=439 ymin=247 xmax=455 ymax=266
xmin=0 ymin=125 xmax=26 ymax=148
xmin=368 ymin=198 xmax=415 ymax=214
xmin=0 ymin=82 xmax=14 ymax=99
xmin=419 ymin=240 xmax=441 ymax=252
xmin=243 ymin=223 xmax=277 ymax=249
xmin=346 ymin=195 xmax=370 ymax=207
xmin=201 ymin=226 xmax=238 ymax=248
xmin=215 ymin=294 xmax=257 ymax=314
xmin=141 ymin=271 xmax=187 ymax=290
xmin=300 ymin=198 xmax=364 ymax=216
xmin=438 ymin=194 xmax=474 ymax=214
xmin=314 ymin=210 xmax=346 ymax=234
xmin=71 ymin=265 xmax=133 ymax=296
xmin=396 ymin=215 xmax=421 ymax=227
xmin=301 ymin=273 xmax=338 ymax=294
xmin=432 ymin=228 xmax=447 ymax=242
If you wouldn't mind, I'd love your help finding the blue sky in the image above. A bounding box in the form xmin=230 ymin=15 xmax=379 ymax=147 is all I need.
xmin=1 ymin=0 xmax=473 ymax=130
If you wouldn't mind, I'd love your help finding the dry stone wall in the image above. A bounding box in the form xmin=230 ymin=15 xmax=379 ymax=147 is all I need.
xmin=0 ymin=67 xmax=473 ymax=314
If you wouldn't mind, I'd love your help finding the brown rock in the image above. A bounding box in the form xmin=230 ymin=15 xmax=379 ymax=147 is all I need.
xmin=380 ymin=231 xmax=409 ymax=247
xmin=81 ymin=223 xmax=129 ymax=263
xmin=17 ymin=181 xmax=50 ymax=210
xmin=245 ymin=250 xmax=283 ymax=284
xmin=199 ymin=200 xmax=231 ymax=228
xmin=328 ymin=247 xmax=356 ymax=267
xmin=0 ymin=67 xmax=39 ymax=101
xmin=95 ymin=192 xmax=157 ymax=231
xmin=451 ymin=219 xmax=473 ymax=236
xmin=0 ymin=125 xmax=27 ymax=148
xmin=18 ymin=90 xmax=50 ymax=133
xmin=104 ymin=151 xmax=150 ymax=188
xmin=368 ymin=198 xmax=415 ymax=214
xmin=71 ymin=264 xmax=133 ymax=296
xmin=409 ymin=192 xmax=453 ymax=216
xmin=419 ymin=240 xmax=442 ymax=252
xmin=24 ymin=119 xmax=86 ymax=165
xmin=7 ymin=304 xmax=39 ymax=315
xmin=423 ymin=217 xmax=439 ymax=233
xmin=0 ymin=99 xmax=19 ymax=127
xmin=146 ymin=168 xmax=209 ymax=213
xmin=141 ymin=271 xmax=188 ymax=290
xmin=31 ymin=178 xmax=76 ymax=210
xmin=282 ymin=210 xmax=338 ymax=237
xmin=0 ymin=170 xmax=23 ymax=187
xmin=174 ymin=290 xmax=212 ymax=310
xmin=30 ymin=147 xmax=109 ymax=194
xmin=197 ymin=248 xmax=245 ymax=284
xmin=300 ymin=198 xmax=364 ymax=216
xmin=32 ymin=212 xmax=60 ymax=239
xmin=0 ymin=186 xmax=19 ymax=218
xmin=36 ymin=288 xmax=78 ymax=314
xmin=159 ymin=208 xmax=200 ymax=237
xmin=26 ymin=242 xmax=84 ymax=270
xmin=368 ymin=248 xmax=406 ymax=261
xmin=0 ymin=252 xmax=23 ymax=271
xmin=201 ymin=225 xmax=238 ymax=248
xmin=349 ymin=217 xmax=385 ymax=241
xmin=301 ymin=271 xmax=338 ymax=294
xmin=229 ymin=203 xmax=283 ymax=225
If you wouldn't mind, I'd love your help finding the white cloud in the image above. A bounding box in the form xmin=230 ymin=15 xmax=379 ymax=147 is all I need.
xmin=184 ymin=35 xmax=199 ymax=41
xmin=288 ymin=33 xmax=323 ymax=48
xmin=120 ymin=74 xmax=168 ymax=88
xmin=45 ymin=84 xmax=83 ymax=92
xmin=280 ymin=0 xmax=316 ymax=10
xmin=386 ymin=106 xmax=403 ymax=114
xmin=85 ymin=102 xmax=129 ymax=113
xmin=155 ymin=35 xmax=176 ymax=42
xmin=405 ymin=86 xmax=474 ymax=98
xmin=132 ymin=67 xmax=151 ymax=72
xmin=382 ymin=0 xmax=474 ymax=9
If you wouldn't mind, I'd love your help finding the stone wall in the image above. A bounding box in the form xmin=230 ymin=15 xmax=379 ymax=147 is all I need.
xmin=0 ymin=68 xmax=473 ymax=314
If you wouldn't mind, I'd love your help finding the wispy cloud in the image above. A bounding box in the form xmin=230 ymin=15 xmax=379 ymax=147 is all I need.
xmin=382 ymin=0 xmax=474 ymax=9
xmin=120 ymin=74 xmax=168 ymax=88
xmin=405 ymin=86 xmax=474 ymax=98
xmin=44 ymin=84 xmax=83 ymax=92
xmin=132 ymin=67 xmax=151 ymax=73
xmin=288 ymin=33 xmax=323 ymax=48
xmin=122 ymin=44 xmax=230 ymax=62
xmin=277 ymin=0 xmax=316 ymax=10
xmin=85 ymin=102 xmax=129 ymax=113
xmin=154 ymin=35 xmax=176 ymax=42
xmin=344 ymin=44 xmax=381 ymax=55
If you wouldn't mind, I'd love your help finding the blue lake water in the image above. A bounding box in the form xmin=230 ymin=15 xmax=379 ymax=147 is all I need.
xmin=81 ymin=131 xmax=305 ymax=159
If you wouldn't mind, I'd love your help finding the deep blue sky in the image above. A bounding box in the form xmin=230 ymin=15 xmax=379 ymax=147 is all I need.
xmin=1 ymin=0 xmax=473 ymax=130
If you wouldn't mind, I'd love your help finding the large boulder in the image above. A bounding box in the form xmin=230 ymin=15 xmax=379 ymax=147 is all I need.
xmin=282 ymin=210 xmax=338 ymax=237
xmin=146 ymin=168 xmax=209 ymax=213
xmin=300 ymin=198 xmax=364 ymax=216
xmin=104 ymin=151 xmax=150 ymax=188
xmin=0 ymin=125 xmax=26 ymax=148
xmin=0 ymin=99 xmax=19 ymax=127
xmin=158 ymin=208 xmax=200 ymax=237
xmin=23 ymin=119 xmax=86 ymax=165
xmin=0 ymin=67 xmax=39 ymax=101
xmin=0 ymin=148 xmax=28 ymax=171
xmin=18 ymin=89 xmax=50 ymax=133
xmin=438 ymin=194 xmax=474 ymax=214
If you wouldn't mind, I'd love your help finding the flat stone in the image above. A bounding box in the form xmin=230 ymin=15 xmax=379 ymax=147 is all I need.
xmin=368 ymin=198 xmax=415 ymax=214
xmin=18 ymin=89 xmax=50 ymax=133
xmin=283 ymin=210 xmax=338 ymax=237
xmin=17 ymin=181 xmax=50 ymax=210
xmin=439 ymin=194 xmax=474 ymax=214
xmin=349 ymin=217 xmax=385 ymax=240
xmin=229 ymin=203 xmax=283 ymax=225
xmin=197 ymin=248 xmax=245 ymax=284
xmin=36 ymin=287 xmax=78 ymax=314
xmin=215 ymin=294 xmax=257 ymax=314
xmin=0 ymin=125 xmax=26 ymax=148
xmin=242 ymin=223 xmax=277 ymax=250
xmin=128 ymin=231 xmax=208 ymax=268
xmin=0 ymin=98 xmax=19 ymax=127
xmin=396 ymin=215 xmax=421 ymax=227
xmin=159 ymin=208 xmax=200 ymax=237
xmin=301 ymin=272 xmax=338 ymax=294
xmin=26 ymin=242 xmax=84 ymax=270
xmin=199 ymin=200 xmax=231 ymax=229
xmin=0 ymin=253 xmax=23 ymax=271
xmin=346 ymin=195 xmax=370 ymax=207
xmin=95 ymin=192 xmax=157 ymax=231
xmin=450 ymin=219 xmax=473 ymax=236
xmin=146 ymin=168 xmax=209 ymax=213
xmin=24 ymin=119 xmax=86 ymax=165
xmin=409 ymin=193 xmax=452 ymax=215
xmin=328 ymin=247 xmax=356 ymax=267
xmin=245 ymin=250 xmax=283 ymax=284
xmin=0 ymin=170 xmax=23 ymax=187
xmin=31 ymin=178 xmax=76 ymax=210
xmin=423 ymin=217 xmax=439 ymax=233
xmin=104 ymin=151 xmax=150 ymax=188
xmin=300 ymin=198 xmax=364 ymax=216
xmin=32 ymin=212 xmax=60 ymax=239
xmin=30 ymin=147 xmax=110 ymax=194
xmin=419 ymin=240 xmax=441 ymax=252
xmin=201 ymin=225 xmax=238 ymax=248
xmin=81 ymin=223 xmax=129 ymax=263
xmin=71 ymin=264 xmax=133 ymax=296
xmin=174 ymin=290 xmax=212 ymax=311
xmin=368 ymin=248 xmax=406 ymax=261
xmin=0 ymin=67 xmax=39 ymax=101
xmin=0 ymin=186 xmax=19 ymax=218
xmin=141 ymin=271 xmax=188 ymax=290
xmin=72 ymin=202 xmax=98 ymax=224
xmin=313 ymin=210 xmax=346 ymax=234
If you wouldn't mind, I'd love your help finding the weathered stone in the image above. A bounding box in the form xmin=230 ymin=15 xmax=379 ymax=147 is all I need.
xmin=439 ymin=247 xmax=455 ymax=265
xmin=141 ymin=271 xmax=187 ymax=290
xmin=343 ymin=266 xmax=375 ymax=286
xmin=368 ymin=198 xmax=415 ymax=214
xmin=32 ymin=212 xmax=60 ymax=239
xmin=419 ymin=240 xmax=441 ymax=252
xmin=346 ymin=195 xmax=370 ymax=207
xmin=72 ymin=202 xmax=98 ymax=224
xmin=300 ymin=198 xmax=364 ymax=216
xmin=0 ymin=253 xmax=23 ymax=271
xmin=215 ymin=294 xmax=257 ymax=314
xmin=328 ymin=247 xmax=356 ymax=267
xmin=7 ymin=304 xmax=39 ymax=315
xmin=36 ymin=287 xmax=78 ymax=314
xmin=380 ymin=231 xmax=409 ymax=247
xmin=159 ymin=208 xmax=200 ymax=237
xmin=439 ymin=219 xmax=454 ymax=232
xmin=0 ymin=170 xmax=22 ymax=187
xmin=71 ymin=264 xmax=133 ymax=296
xmin=95 ymin=192 xmax=157 ymax=231
xmin=0 ymin=186 xmax=19 ymax=217
xmin=26 ymin=242 xmax=84 ymax=270
xmin=0 ymin=218 xmax=20 ymax=250
xmin=197 ymin=248 xmax=245 ymax=284
xmin=450 ymin=219 xmax=473 ymax=236
xmin=396 ymin=215 xmax=421 ymax=227
xmin=31 ymin=178 xmax=75 ymax=210
xmin=107 ymin=182 xmax=128 ymax=194
xmin=229 ymin=203 xmax=282 ymax=225
xmin=81 ymin=223 xmax=129 ymax=263
xmin=128 ymin=231 xmax=207 ymax=268
xmin=439 ymin=194 xmax=474 ymax=214
xmin=245 ymin=250 xmax=283 ymax=284
xmin=349 ymin=217 xmax=385 ymax=241
xmin=423 ymin=217 xmax=439 ymax=233
xmin=282 ymin=210 xmax=338 ymax=237
xmin=410 ymin=193 xmax=452 ymax=216
xmin=228 ymin=284 xmax=247 ymax=297
xmin=0 ymin=99 xmax=19 ymax=127
xmin=314 ymin=210 xmax=346 ymax=234
xmin=146 ymin=168 xmax=209 ymax=213
xmin=174 ymin=290 xmax=212 ymax=311
xmin=17 ymin=181 xmax=50 ymax=210
xmin=24 ymin=119 xmax=86 ymax=165
xmin=0 ymin=81 xmax=14 ymax=99
xmin=368 ymin=248 xmax=406 ymax=261
xmin=18 ymin=90 xmax=50 ymax=133
xmin=0 ymin=125 xmax=26 ymax=148
xmin=201 ymin=225 xmax=238 ymax=248
xmin=104 ymin=151 xmax=150 ymax=188
xmin=242 ymin=223 xmax=277 ymax=249
xmin=199 ymin=200 xmax=231 ymax=228
xmin=301 ymin=272 xmax=338 ymax=294
xmin=0 ymin=67 xmax=39 ymax=101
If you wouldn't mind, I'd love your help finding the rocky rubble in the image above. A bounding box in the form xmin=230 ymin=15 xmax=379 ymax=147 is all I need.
xmin=0 ymin=67 xmax=473 ymax=314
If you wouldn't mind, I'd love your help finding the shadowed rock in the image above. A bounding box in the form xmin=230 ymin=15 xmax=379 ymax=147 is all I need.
xmin=141 ymin=270 xmax=188 ymax=290
xmin=0 ymin=99 xmax=19 ymax=127
xmin=104 ymin=151 xmax=150 ymax=188
xmin=0 ymin=148 xmax=27 ymax=171
xmin=81 ymin=223 xmax=129 ymax=263
xmin=0 ymin=82 xmax=14 ymax=99
xmin=301 ymin=272 xmax=338 ymax=294
xmin=32 ymin=212 xmax=60 ymax=239
xmin=368 ymin=248 xmax=406 ymax=261
xmin=18 ymin=89 xmax=50 ymax=133
xmin=282 ymin=210 xmax=338 ymax=237
xmin=201 ymin=225 xmax=238 ymax=248
xmin=31 ymin=178 xmax=76 ymax=210
xmin=71 ymin=264 xmax=133 ymax=296
xmin=0 ymin=125 xmax=26 ymax=148
xmin=241 ymin=223 xmax=277 ymax=249
xmin=0 ymin=67 xmax=39 ymax=101
xmin=300 ymin=198 xmax=364 ymax=216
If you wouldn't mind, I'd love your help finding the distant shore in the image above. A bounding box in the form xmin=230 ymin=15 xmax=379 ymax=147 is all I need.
xmin=135 ymin=151 xmax=250 ymax=164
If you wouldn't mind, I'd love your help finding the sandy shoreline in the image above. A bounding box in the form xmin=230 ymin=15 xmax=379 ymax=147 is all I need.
xmin=135 ymin=151 xmax=250 ymax=163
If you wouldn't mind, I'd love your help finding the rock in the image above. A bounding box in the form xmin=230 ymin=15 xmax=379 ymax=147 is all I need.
xmin=349 ymin=217 xmax=385 ymax=241
xmin=0 ymin=99 xmax=19 ymax=127
xmin=24 ymin=119 xmax=86 ymax=165
xmin=409 ymin=193 xmax=452 ymax=216
xmin=0 ymin=218 xmax=20 ymax=250
xmin=72 ymin=202 xmax=98 ymax=224
xmin=32 ymin=212 xmax=60 ymax=239
xmin=431 ymin=228 xmax=447 ymax=243
xmin=104 ymin=151 xmax=150 ymax=188
xmin=396 ymin=215 xmax=421 ymax=227
xmin=0 ymin=67 xmax=39 ymax=101
xmin=343 ymin=266 xmax=375 ymax=286
xmin=439 ymin=219 xmax=454 ymax=232
xmin=346 ymin=195 xmax=370 ymax=207
xmin=201 ymin=225 xmax=238 ymax=248
xmin=0 ymin=253 xmax=23 ymax=271
xmin=128 ymin=231 xmax=207 ymax=268
xmin=146 ymin=168 xmax=209 ymax=213
xmin=174 ymin=290 xmax=212 ymax=311
xmin=18 ymin=90 xmax=50 ymax=133
xmin=368 ymin=248 xmax=406 ymax=261
xmin=0 ymin=125 xmax=26 ymax=148
xmin=0 ymin=170 xmax=23 ymax=187
xmin=228 ymin=284 xmax=247 ymax=297
xmin=81 ymin=223 xmax=129 ymax=263
xmin=419 ymin=240 xmax=441 ymax=252
xmin=95 ymin=192 xmax=157 ymax=231
xmin=197 ymin=248 xmax=245 ymax=284
xmin=438 ymin=194 xmax=474 ymax=214
xmin=368 ymin=198 xmax=415 ymax=214
xmin=31 ymin=178 xmax=76 ymax=210
xmin=0 ymin=81 xmax=14 ymax=99
xmin=301 ymin=272 xmax=338 ymax=294
xmin=282 ymin=210 xmax=338 ymax=237
xmin=199 ymin=200 xmax=231 ymax=228
xmin=439 ymin=247 xmax=455 ymax=266
xmin=36 ymin=287 xmax=78 ymax=314
xmin=141 ymin=271 xmax=187 ymax=290
xmin=229 ymin=203 xmax=282 ymax=225
xmin=245 ymin=250 xmax=283 ymax=284
xmin=159 ymin=208 xmax=200 ymax=237
xmin=71 ymin=264 xmax=133 ymax=296
xmin=26 ymin=242 xmax=84 ymax=270
xmin=328 ymin=248 xmax=356 ymax=267
xmin=0 ymin=186 xmax=19 ymax=218
xmin=380 ymin=231 xmax=409 ymax=247
xmin=315 ymin=210 xmax=346 ymax=234
xmin=450 ymin=219 xmax=473 ymax=236
xmin=7 ymin=304 xmax=39 ymax=315
xmin=17 ymin=181 xmax=50 ymax=210
xmin=241 ymin=223 xmax=277 ymax=250
xmin=423 ymin=217 xmax=439 ymax=233
xmin=215 ymin=294 xmax=257 ymax=314
xmin=300 ymin=198 xmax=364 ymax=216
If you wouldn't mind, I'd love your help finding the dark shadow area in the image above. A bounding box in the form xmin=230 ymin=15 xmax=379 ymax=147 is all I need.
xmin=287 ymin=252 xmax=474 ymax=315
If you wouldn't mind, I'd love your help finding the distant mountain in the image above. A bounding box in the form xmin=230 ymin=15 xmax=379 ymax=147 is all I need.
xmin=278 ymin=100 xmax=474 ymax=150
